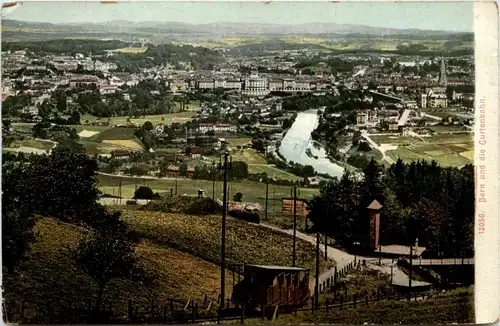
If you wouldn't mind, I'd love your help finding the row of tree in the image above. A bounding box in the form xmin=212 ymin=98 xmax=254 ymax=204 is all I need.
xmin=308 ymin=159 xmax=474 ymax=257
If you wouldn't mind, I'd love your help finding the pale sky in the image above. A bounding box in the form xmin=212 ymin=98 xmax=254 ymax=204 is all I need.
xmin=3 ymin=1 xmax=473 ymax=32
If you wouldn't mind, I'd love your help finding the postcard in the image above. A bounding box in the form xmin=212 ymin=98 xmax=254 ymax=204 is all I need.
xmin=1 ymin=0 xmax=498 ymax=324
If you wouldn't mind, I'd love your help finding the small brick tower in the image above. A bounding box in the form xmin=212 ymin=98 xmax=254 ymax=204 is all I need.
xmin=367 ymin=199 xmax=383 ymax=250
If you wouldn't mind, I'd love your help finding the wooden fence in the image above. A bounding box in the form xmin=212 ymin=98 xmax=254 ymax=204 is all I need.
xmin=5 ymin=259 xmax=470 ymax=324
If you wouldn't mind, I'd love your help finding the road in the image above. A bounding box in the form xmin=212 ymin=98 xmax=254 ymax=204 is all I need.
xmin=398 ymin=109 xmax=411 ymax=126
xmin=361 ymin=132 xmax=396 ymax=165
xmin=257 ymin=223 xmax=431 ymax=291
xmin=421 ymin=112 xmax=442 ymax=121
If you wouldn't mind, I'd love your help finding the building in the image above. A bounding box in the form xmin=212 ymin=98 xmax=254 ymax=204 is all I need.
xmin=69 ymin=75 xmax=100 ymax=89
xmin=198 ymin=122 xmax=237 ymax=133
xmin=420 ymin=88 xmax=448 ymax=109
xmin=356 ymin=112 xmax=368 ymax=126
xmin=243 ymin=70 xmax=269 ymax=96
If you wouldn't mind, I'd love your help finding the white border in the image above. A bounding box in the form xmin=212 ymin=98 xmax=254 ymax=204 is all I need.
xmin=1 ymin=0 xmax=499 ymax=323
xmin=474 ymin=1 xmax=499 ymax=324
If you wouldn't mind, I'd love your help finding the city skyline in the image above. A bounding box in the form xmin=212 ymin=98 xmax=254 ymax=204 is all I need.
xmin=4 ymin=1 xmax=473 ymax=32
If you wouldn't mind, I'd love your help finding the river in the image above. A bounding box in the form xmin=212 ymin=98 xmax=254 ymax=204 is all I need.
xmin=278 ymin=109 xmax=345 ymax=179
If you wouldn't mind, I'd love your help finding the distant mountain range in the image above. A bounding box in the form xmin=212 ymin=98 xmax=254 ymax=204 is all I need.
xmin=2 ymin=19 xmax=472 ymax=38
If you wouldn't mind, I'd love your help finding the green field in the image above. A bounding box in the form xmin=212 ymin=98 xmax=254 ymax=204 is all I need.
xmin=247 ymin=164 xmax=303 ymax=181
xmin=10 ymin=139 xmax=55 ymax=151
xmin=97 ymin=174 xmax=319 ymax=209
xmin=81 ymin=111 xmax=197 ymax=127
xmin=370 ymin=135 xmax=423 ymax=146
xmin=230 ymin=149 xmax=267 ymax=165
xmin=88 ymin=127 xmax=138 ymax=142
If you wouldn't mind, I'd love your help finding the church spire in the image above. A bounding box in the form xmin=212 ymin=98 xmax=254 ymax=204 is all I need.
xmin=438 ymin=56 xmax=448 ymax=87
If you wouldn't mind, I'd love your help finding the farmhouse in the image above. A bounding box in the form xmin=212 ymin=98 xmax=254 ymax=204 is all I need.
xmin=111 ymin=150 xmax=130 ymax=159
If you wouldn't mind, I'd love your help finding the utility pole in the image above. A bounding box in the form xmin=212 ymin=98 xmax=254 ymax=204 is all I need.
xmin=264 ymin=177 xmax=269 ymax=220
xmin=175 ymin=180 xmax=178 ymax=195
xmin=315 ymin=233 xmax=320 ymax=309
xmin=212 ymin=171 xmax=216 ymax=200
xmin=292 ymin=186 xmax=297 ymax=267
xmin=408 ymin=242 xmax=413 ymax=301
xmin=324 ymin=201 xmax=329 ymax=261
xmin=119 ymin=180 xmax=122 ymax=205
xmin=218 ymin=152 xmax=231 ymax=310
xmin=390 ymin=260 xmax=394 ymax=285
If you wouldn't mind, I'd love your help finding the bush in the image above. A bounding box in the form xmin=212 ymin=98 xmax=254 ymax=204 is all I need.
xmin=228 ymin=209 xmax=261 ymax=224
xmin=143 ymin=196 xmax=221 ymax=215
xmin=134 ymin=186 xmax=154 ymax=200
xmin=233 ymin=192 xmax=243 ymax=202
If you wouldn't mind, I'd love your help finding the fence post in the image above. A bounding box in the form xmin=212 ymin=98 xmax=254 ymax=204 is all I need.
xmin=326 ymin=298 xmax=329 ymax=312
xmin=240 ymin=305 xmax=245 ymax=324
xmin=311 ymin=296 xmax=315 ymax=313
xmin=163 ymin=306 xmax=167 ymax=324
xmin=353 ymin=293 xmax=357 ymax=308
xmin=340 ymin=295 xmax=343 ymax=310
xmin=365 ymin=295 xmax=369 ymax=307
xmin=170 ymin=300 xmax=174 ymax=316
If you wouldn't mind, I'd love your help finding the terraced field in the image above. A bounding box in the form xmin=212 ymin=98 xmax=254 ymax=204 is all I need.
xmin=118 ymin=208 xmax=332 ymax=273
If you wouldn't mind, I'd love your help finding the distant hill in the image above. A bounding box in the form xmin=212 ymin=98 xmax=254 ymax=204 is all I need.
xmin=2 ymin=19 xmax=473 ymax=41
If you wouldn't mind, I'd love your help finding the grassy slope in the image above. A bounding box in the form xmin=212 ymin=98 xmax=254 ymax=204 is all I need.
xmin=9 ymin=217 xmax=233 ymax=322
xmin=238 ymin=288 xmax=474 ymax=324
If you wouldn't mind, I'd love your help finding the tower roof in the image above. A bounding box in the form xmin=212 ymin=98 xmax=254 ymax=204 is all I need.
xmin=367 ymin=199 xmax=383 ymax=210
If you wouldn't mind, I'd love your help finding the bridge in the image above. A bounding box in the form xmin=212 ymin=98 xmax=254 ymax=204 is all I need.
xmin=369 ymin=90 xmax=405 ymax=103
xmin=412 ymin=257 xmax=474 ymax=266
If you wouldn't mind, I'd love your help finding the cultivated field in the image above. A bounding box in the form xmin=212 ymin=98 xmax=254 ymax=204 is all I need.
xmin=81 ymin=111 xmax=197 ymax=127
xmin=118 ymin=208 xmax=332 ymax=273
xmin=10 ymin=139 xmax=55 ymax=151
xmin=102 ymin=139 xmax=144 ymax=150
xmin=230 ymin=149 xmax=267 ymax=165
xmin=372 ymin=133 xmax=473 ymax=167
xmin=111 ymin=47 xmax=148 ymax=53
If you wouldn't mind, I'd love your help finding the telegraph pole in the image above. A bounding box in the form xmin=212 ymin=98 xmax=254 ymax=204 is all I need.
xmin=408 ymin=242 xmax=413 ymax=301
xmin=324 ymin=201 xmax=329 ymax=261
xmin=218 ymin=152 xmax=231 ymax=310
xmin=292 ymin=186 xmax=297 ymax=267
xmin=315 ymin=233 xmax=320 ymax=309
xmin=264 ymin=177 xmax=269 ymax=220
xmin=119 ymin=180 xmax=122 ymax=205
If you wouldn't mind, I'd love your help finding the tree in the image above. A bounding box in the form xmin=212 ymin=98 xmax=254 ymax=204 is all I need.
xmin=233 ymin=192 xmax=243 ymax=202
xmin=134 ymin=186 xmax=154 ymax=200
xmin=1 ymin=209 xmax=37 ymax=278
xmin=231 ymin=161 xmax=249 ymax=180
xmin=302 ymin=165 xmax=315 ymax=178
xmin=282 ymin=118 xmax=292 ymax=130
xmin=179 ymin=163 xmax=188 ymax=177
xmin=2 ymin=147 xmax=102 ymax=227
xmin=142 ymin=121 xmax=154 ymax=131
xmin=71 ymin=224 xmax=142 ymax=313
xmin=109 ymin=159 xmax=123 ymax=173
